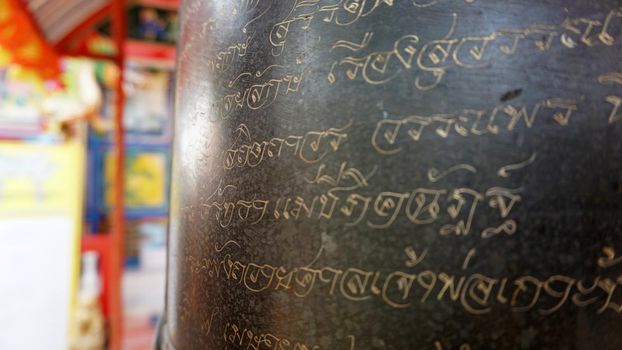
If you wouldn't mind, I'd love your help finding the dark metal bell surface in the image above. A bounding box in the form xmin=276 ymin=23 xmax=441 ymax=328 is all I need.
xmin=161 ymin=0 xmax=622 ymax=348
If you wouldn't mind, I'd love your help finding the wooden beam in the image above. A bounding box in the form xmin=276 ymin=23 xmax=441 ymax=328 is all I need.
xmin=54 ymin=4 xmax=111 ymax=54
xmin=109 ymin=0 xmax=126 ymax=349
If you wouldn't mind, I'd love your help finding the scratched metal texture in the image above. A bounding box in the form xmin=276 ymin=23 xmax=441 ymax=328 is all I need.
xmin=161 ymin=0 xmax=622 ymax=349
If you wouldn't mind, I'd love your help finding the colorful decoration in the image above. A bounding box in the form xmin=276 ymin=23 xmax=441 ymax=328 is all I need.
xmin=138 ymin=8 xmax=166 ymax=42
xmin=0 ymin=58 xmax=106 ymax=139
xmin=165 ymin=12 xmax=179 ymax=43
xmin=42 ymin=59 xmax=101 ymax=121
xmin=86 ymin=33 xmax=118 ymax=57
xmin=103 ymin=147 xmax=169 ymax=215
xmin=0 ymin=0 xmax=61 ymax=80
xmin=0 ymin=66 xmax=45 ymax=137
xmin=123 ymin=67 xmax=172 ymax=143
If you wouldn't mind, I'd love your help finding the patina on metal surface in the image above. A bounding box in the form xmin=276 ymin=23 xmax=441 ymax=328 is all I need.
xmin=161 ymin=0 xmax=622 ymax=348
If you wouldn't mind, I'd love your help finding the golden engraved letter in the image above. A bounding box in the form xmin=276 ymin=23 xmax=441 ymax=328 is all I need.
xmin=405 ymin=188 xmax=446 ymax=224
xmin=340 ymin=268 xmax=375 ymax=301
xmin=539 ymin=275 xmax=575 ymax=315
xmin=243 ymin=263 xmax=277 ymax=292
xmin=381 ymin=271 xmax=417 ymax=308
xmin=460 ymin=274 xmax=497 ymax=315
xmin=367 ymin=191 xmax=410 ymax=229
xmin=510 ymin=276 xmax=543 ymax=312
xmin=440 ymin=188 xmax=484 ymax=236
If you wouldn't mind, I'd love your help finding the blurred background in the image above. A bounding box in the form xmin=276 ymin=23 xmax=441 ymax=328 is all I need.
xmin=0 ymin=0 xmax=177 ymax=349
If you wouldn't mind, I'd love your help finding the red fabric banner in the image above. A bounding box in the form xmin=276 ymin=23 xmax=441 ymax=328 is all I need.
xmin=0 ymin=0 xmax=61 ymax=79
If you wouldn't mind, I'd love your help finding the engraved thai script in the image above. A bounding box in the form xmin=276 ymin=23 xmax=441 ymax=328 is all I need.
xmin=206 ymin=36 xmax=253 ymax=73
xmin=270 ymin=0 xmax=394 ymax=56
xmin=371 ymin=97 xmax=579 ymax=154
xmin=200 ymin=68 xmax=310 ymax=121
xmin=186 ymin=245 xmax=622 ymax=316
xmin=202 ymin=178 xmax=521 ymax=238
xmin=606 ymin=95 xmax=622 ymax=124
xmin=328 ymin=7 xmax=622 ymax=89
xmin=222 ymin=121 xmax=351 ymax=169
xmin=223 ymin=321 xmax=320 ymax=350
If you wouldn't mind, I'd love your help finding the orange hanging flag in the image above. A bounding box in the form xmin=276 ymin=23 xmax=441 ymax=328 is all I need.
xmin=0 ymin=0 xmax=61 ymax=79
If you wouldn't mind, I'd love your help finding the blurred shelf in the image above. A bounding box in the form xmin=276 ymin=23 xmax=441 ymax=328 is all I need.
xmin=126 ymin=40 xmax=176 ymax=69
xmin=134 ymin=0 xmax=179 ymax=10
